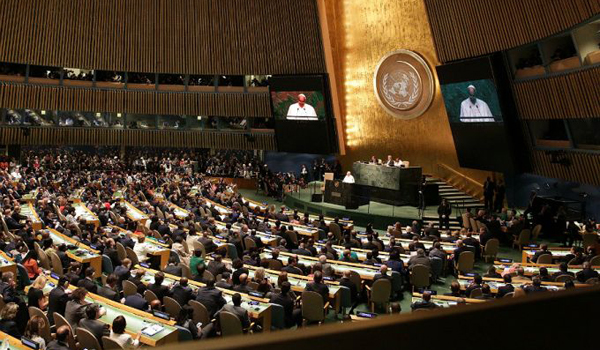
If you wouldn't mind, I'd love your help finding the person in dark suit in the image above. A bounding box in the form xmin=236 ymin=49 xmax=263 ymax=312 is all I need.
xmin=305 ymin=271 xmax=329 ymax=303
xmin=576 ymin=262 xmax=599 ymax=283
xmin=478 ymin=227 xmax=494 ymax=248
xmin=483 ymin=177 xmax=496 ymax=212
xmin=452 ymin=240 xmax=470 ymax=265
xmin=531 ymin=244 xmax=552 ymax=263
xmin=103 ymin=238 xmax=120 ymax=270
xmin=408 ymin=249 xmax=431 ymax=270
xmin=216 ymin=272 xmax=234 ymax=290
xmin=128 ymin=270 xmax=147 ymax=292
xmin=522 ymin=277 xmax=548 ymax=294
xmin=195 ymin=279 xmax=226 ymax=318
xmin=171 ymin=278 xmax=194 ymax=307
xmin=163 ymin=258 xmax=183 ymax=277
xmin=124 ymin=284 xmax=149 ymax=311
xmin=47 ymin=276 xmax=70 ymax=326
xmin=231 ymin=259 xmax=249 ymax=285
xmin=462 ymin=232 xmax=481 ymax=258
xmin=199 ymin=232 xmax=217 ymax=254
xmin=338 ymin=270 xmax=359 ymax=313
xmin=269 ymin=281 xmax=302 ymax=328
xmin=410 ymin=291 xmax=438 ymax=310
xmin=113 ymin=258 xmax=132 ymax=288
xmin=77 ymin=267 xmax=98 ymax=294
xmin=464 ymin=275 xmax=483 ymax=297
xmin=97 ymin=274 xmax=120 ymax=302
xmin=217 ymin=293 xmax=251 ymax=330
xmin=444 ymin=281 xmax=462 ymax=297
xmin=282 ymin=256 xmax=304 ymax=275
xmin=65 ymin=288 xmax=89 ymax=330
xmin=207 ymin=254 xmax=230 ymax=278
xmin=148 ymin=272 xmax=171 ymax=303
xmin=437 ymin=199 xmax=452 ymax=230
xmin=551 ymin=262 xmax=575 ymax=280
xmin=233 ymin=273 xmax=252 ymax=294
xmin=496 ymin=274 xmax=514 ymax=298
xmin=46 ymin=325 xmax=71 ymax=350
xmin=65 ymin=262 xmax=82 ymax=287
xmin=373 ymin=265 xmax=393 ymax=284
xmin=79 ymin=304 xmax=110 ymax=348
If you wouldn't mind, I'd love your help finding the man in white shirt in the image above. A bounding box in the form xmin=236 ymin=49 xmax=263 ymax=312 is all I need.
xmin=133 ymin=235 xmax=152 ymax=262
xmin=286 ymin=94 xmax=318 ymax=120
xmin=342 ymin=171 xmax=355 ymax=184
xmin=459 ymin=85 xmax=494 ymax=122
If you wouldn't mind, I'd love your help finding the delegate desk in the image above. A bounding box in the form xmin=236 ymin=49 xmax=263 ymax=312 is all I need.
xmin=136 ymin=266 xmax=272 ymax=331
xmin=73 ymin=202 xmax=100 ymax=228
xmin=255 ymin=216 xmax=320 ymax=241
xmin=20 ymin=202 xmax=42 ymax=230
xmin=521 ymin=247 xmax=571 ymax=263
xmin=22 ymin=189 xmax=38 ymax=203
xmin=356 ymin=234 xmax=458 ymax=254
xmin=352 ymin=162 xmax=422 ymax=206
xmin=34 ymin=275 xmax=178 ymax=346
xmin=0 ymin=330 xmax=29 ymax=350
xmin=0 ymin=250 xmax=17 ymax=277
xmin=121 ymin=200 xmax=149 ymax=224
xmin=411 ymin=293 xmax=485 ymax=307
xmin=109 ymin=225 xmax=171 ymax=269
xmin=41 ymin=228 xmax=102 ymax=278
xmin=261 ymin=249 xmax=380 ymax=280
xmin=456 ymin=275 xmax=566 ymax=293
xmin=493 ymin=262 xmax=584 ymax=277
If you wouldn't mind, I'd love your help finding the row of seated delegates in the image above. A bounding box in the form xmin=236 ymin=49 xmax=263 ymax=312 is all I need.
xmin=368 ymin=154 xmax=406 ymax=167
xmin=530 ymin=243 xmax=599 ymax=266
xmin=460 ymin=207 xmax=531 ymax=246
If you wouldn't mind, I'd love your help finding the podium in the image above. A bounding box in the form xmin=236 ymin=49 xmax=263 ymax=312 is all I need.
xmin=324 ymin=180 xmax=370 ymax=209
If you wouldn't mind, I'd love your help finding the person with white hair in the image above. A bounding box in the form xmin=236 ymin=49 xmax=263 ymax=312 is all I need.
xmin=286 ymin=93 xmax=318 ymax=120
xmin=459 ymin=84 xmax=494 ymax=121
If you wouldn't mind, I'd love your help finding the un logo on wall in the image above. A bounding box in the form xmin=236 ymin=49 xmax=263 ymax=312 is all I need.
xmin=374 ymin=50 xmax=435 ymax=120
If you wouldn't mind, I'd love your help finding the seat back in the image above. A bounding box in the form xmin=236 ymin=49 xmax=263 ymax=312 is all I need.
xmin=469 ymin=218 xmax=478 ymax=233
xmin=189 ymin=300 xmax=210 ymax=326
xmin=457 ymin=251 xmax=475 ymax=274
xmin=410 ymin=264 xmax=430 ymax=289
xmin=585 ymin=277 xmax=599 ymax=285
xmin=156 ymin=207 xmax=165 ymax=220
xmin=503 ymin=292 xmax=514 ymax=298
xmin=16 ymin=263 xmax=31 ymax=288
xmin=429 ymin=257 xmax=444 ymax=281
xmin=175 ymin=325 xmax=193 ymax=341
xmin=328 ymin=223 xmax=342 ymax=242
xmin=589 ymin=255 xmax=600 ymax=267
xmin=203 ymin=270 xmax=215 ymax=282
xmin=483 ymin=239 xmax=500 ymax=261
xmin=583 ymin=234 xmax=598 ymax=249
xmin=144 ymin=290 xmax=159 ymax=303
xmin=531 ymin=224 xmax=542 ymax=241
xmin=126 ymin=247 xmax=140 ymax=265
xmin=170 ymin=250 xmax=181 ymax=264
xmin=370 ymin=279 xmax=392 ymax=303
xmin=0 ymin=295 xmax=5 ymax=312
xmin=102 ymin=254 xmax=114 ymax=274
xmin=348 ymin=270 xmax=362 ymax=291
xmin=219 ymin=311 xmax=243 ymax=336
xmin=555 ymin=274 xmax=574 ymax=282
xmin=164 ymin=296 xmax=182 ymax=318
xmin=287 ymin=230 xmax=299 ymax=246
xmin=469 ymin=288 xmax=483 ymax=298
xmin=518 ymin=229 xmax=531 ymax=247
xmin=462 ymin=213 xmax=471 ymax=229
xmin=102 ymin=336 xmax=125 ymax=349
xmin=192 ymin=241 xmax=206 ymax=258
xmin=28 ymin=307 xmax=51 ymax=342
xmin=54 ymin=313 xmax=77 ymax=350
xmin=536 ymin=254 xmax=553 ymax=264
xmin=244 ymin=237 xmax=256 ymax=250
xmin=390 ymin=271 xmax=403 ymax=294
xmin=226 ymin=243 xmax=238 ymax=260
xmin=268 ymin=260 xmax=283 ymax=271
xmin=247 ymin=281 xmax=259 ymax=291
xmin=181 ymin=264 xmax=192 ymax=279
xmin=338 ymin=285 xmax=352 ymax=311
xmin=48 ymin=251 xmax=64 ymax=276
xmin=122 ymin=280 xmax=138 ymax=297
xmin=301 ymin=291 xmax=325 ymax=323
xmin=269 ymin=303 xmax=285 ymax=330
xmin=77 ymin=327 xmax=102 ymax=350
xmin=116 ymin=242 xmax=127 ymax=261
xmin=37 ymin=248 xmax=51 ymax=270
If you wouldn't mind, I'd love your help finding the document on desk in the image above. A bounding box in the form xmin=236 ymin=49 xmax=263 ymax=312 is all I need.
xmin=142 ymin=324 xmax=165 ymax=337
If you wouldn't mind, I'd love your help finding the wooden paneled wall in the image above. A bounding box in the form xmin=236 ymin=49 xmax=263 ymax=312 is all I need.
xmin=0 ymin=83 xmax=271 ymax=117
xmin=0 ymin=127 xmax=277 ymax=150
xmin=513 ymin=66 xmax=600 ymax=120
xmin=0 ymin=0 xmax=325 ymax=75
xmin=424 ymin=0 xmax=600 ymax=62
xmin=531 ymin=149 xmax=600 ymax=187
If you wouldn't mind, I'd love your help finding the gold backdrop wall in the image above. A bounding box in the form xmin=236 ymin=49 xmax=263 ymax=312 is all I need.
xmin=323 ymin=0 xmax=490 ymax=184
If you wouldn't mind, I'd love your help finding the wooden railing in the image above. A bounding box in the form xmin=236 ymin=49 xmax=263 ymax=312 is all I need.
xmin=435 ymin=163 xmax=484 ymax=202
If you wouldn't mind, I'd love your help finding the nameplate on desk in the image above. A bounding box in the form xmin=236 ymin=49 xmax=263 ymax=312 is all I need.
xmin=356 ymin=312 xmax=377 ymax=318
xmin=157 ymin=239 xmax=166 ymax=244
xmin=152 ymin=310 xmax=171 ymax=321
xmin=498 ymin=258 xmax=512 ymax=263
xmin=140 ymin=262 xmax=151 ymax=268
xmin=21 ymin=337 xmax=40 ymax=349
xmin=527 ymin=244 xmax=539 ymax=248
xmin=50 ymin=272 xmax=60 ymax=280
xmin=331 ymin=192 xmax=342 ymax=198
xmin=248 ymin=291 xmax=265 ymax=298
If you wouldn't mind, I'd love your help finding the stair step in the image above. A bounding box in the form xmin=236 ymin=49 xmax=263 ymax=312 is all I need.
xmin=453 ymin=203 xmax=484 ymax=208
xmin=439 ymin=194 xmax=472 ymax=199
xmin=438 ymin=188 xmax=461 ymax=192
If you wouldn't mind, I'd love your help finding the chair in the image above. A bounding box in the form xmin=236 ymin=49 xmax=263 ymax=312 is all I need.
xmin=328 ymin=223 xmax=342 ymax=242
xmin=503 ymin=292 xmax=514 ymax=298
xmin=244 ymin=237 xmax=256 ymax=250
xmin=16 ymin=263 xmax=31 ymax=289
xmin=164 ymin=296 xmax=182 ymax=318
xmin=512 ymin=229 xmax=530 ymax=250
xmin=170 ymin=250 xmax=181 ymax=264
xmin=367 ymin=279 xmax=391 ymax=313
xmin=462 ymin=213 xmax=471 ymax=230
xmin=268 ymin=260 xmax=283 ymax=271
xmin=348 ymin=270 xmax=362 ymax=292
xmin=469 ymin=218 xmax=478 ymax=233
xmin=585 ymin=277 xmax=599 ymax=285
xmin=301 ymin=291 xmax=329 ymax=325
xmin=410 ymin=264 xmax=430 ymax=291
xmin=589 ymin=255 xmax=600 ymax=267
xmin=102 ymin=254 xmax=114 ymax=274
xmin=28 ymin=307 xmax=51 ymax=342
xmin=225 ymin=243 xmax=238 ymax=260
xmin=37 ymin=249 xmax=51 ymax=270
xmin=144 ymin=290 xmax=159 ymax=303
xmin=192 ymin=241 xmax=206 ymax=258
xmin=102 ymin=336 xmax=125 ymax=349
xmin=338 ymin=285 xmax=352 ymax=316
xmin=175 ymin=325 xmax=194 ymax=341
xmin=219 ymin=311 xmax=244 ymax=336
xmin=54 ymin=313 xmax=77 ymax=350
xmin=181 ymin=264 xmax=192 ymax=279
xmin=390 ymin=271 xmax=404 ymax=296
xmin=189 ymin=300 xmax=210 ymax=326
xmin=555 ymin=274 xmax=574 ymax=282
xmin=269 ymin=303 xmax=285 ymax=330
xmin=203 ymin=270 xmax=215 ymax=282
xmin=247 ymin=281 xmax=259 ymax=290
xmin=126 ymin=247 xmax=140 ymax=265
xmin=0 ymin=295 xmax=5 ymax=312
xmin=469 ymin=288 xmax=482 ymax=298
xmin=482 ymin=239 xmax=499 ymax=263
xmin=531 ymin=224 xmax=542 ymax=242
xmin=455 ymin=251 xmax=475 ymax=274
xmin=122 ymin=280 xmax=138 ymax=297
xmin=429 ymin=257 xmax=444 ymax=283
xmin=286 ymin=230 xmax=299 ymax=246
xmin=77 ymin=327 xmax=102 ymax=350
xmin=48 ymin=251 xmax=64 ymax=276
xmin=536 ymin=254 xmax=553 ymax=264
xmin=156 ymin=207 xmax=165 ymax=220
xmin=116 ymin=242 xmax=127 ymax=261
